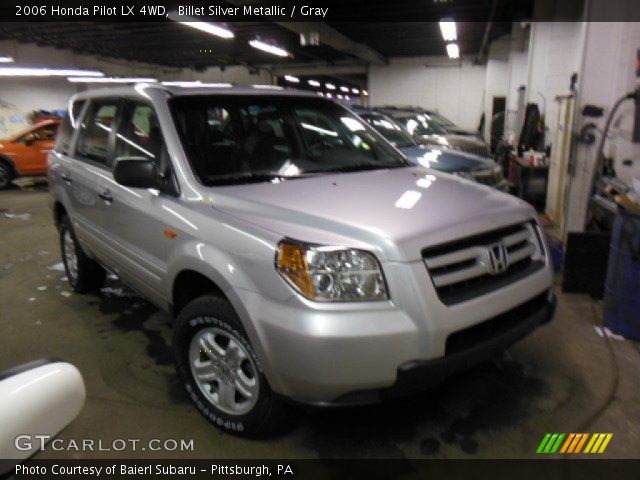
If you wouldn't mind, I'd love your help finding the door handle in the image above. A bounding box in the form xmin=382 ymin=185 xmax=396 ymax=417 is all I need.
xmin=98 ymin=189 xmax=113 ymax=203
xmin=61 ymin=173 xmax=72 ymax=185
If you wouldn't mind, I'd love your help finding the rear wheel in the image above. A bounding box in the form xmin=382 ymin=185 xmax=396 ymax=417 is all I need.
xmin=173 ymin=294 xmax=290 ymax=437
xmin=59 ymin=216 xmax=106 ymax=293
xmin=0 ymin=161 xmax=13 ymax=190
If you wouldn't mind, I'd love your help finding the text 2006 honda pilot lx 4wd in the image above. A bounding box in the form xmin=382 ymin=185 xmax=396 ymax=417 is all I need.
xmin=49 ymin=85 xmax=555 ymax=436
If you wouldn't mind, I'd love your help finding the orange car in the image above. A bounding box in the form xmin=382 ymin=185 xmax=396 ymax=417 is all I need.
xmin=0 ymin=119 xmax=60 ymax=189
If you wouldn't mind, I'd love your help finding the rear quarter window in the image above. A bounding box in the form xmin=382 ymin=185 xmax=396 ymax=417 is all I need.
xmin=54 ymin=100 xmax=85 ymax=155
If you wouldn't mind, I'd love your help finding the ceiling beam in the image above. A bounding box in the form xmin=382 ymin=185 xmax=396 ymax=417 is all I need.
xmin=224 ymin=0 xmax=388 ymax=65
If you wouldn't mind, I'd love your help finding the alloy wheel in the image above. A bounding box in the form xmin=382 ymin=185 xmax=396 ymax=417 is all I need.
xmin=189 ymin=327 xmax=259 ymax=415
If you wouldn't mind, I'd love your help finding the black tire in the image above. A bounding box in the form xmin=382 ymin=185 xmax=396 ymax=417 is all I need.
xmin=59 ymin=215 xmax=106 ymax=293
xmin=173 ymin=294 xmax=291 ymax=438
xmin=0 ymin=160 xmax=13 ymax=190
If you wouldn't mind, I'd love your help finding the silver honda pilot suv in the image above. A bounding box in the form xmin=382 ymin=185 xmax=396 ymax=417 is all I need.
xmin=49 ymin=85 xmax=555 ymax=436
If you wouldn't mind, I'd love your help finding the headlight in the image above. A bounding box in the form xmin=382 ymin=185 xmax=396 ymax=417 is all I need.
xmin=275 ymin=240 xmax=388 ymax=302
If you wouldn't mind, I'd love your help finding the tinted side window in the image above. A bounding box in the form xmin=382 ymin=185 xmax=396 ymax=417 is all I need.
xmin=75 ymin=100 xmax=118 ymax=165
xmin=54 ymin=100 xmax=85 ymax=155
xmin=115 ymin=102 xmax=163 ymax=163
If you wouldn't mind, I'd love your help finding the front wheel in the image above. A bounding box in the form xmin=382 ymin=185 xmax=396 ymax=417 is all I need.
xmin=173 ymin=295 xmax=290 ymax=437
xmin=0 ymin=161 xmax=13 ymax=190
xmin=59 ymin=216 xmax=106 ymax=293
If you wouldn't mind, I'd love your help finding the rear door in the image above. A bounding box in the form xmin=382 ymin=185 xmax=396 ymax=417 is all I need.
xmin=62 ymin=98 xmax=120 ymax=264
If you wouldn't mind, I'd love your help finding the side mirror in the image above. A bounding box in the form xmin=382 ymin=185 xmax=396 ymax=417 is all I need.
xmin=113 ymin=156 xmax=158 ymax=189
xmin=24 ymin=133 xmax=36 ymax=145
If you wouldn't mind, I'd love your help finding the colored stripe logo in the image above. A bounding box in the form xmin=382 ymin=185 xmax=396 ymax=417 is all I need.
xmin=536 ymin=433 xmax=613 ymax=454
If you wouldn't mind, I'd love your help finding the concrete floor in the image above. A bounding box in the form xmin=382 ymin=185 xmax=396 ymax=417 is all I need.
xmin=1 ymin=187 xmax=639 ymax=459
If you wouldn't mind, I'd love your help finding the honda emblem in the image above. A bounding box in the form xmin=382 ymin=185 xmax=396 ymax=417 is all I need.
xmin=488 ymin=242 xmax=508 ymax=275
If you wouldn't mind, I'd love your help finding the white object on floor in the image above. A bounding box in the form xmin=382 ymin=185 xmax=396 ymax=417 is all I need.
xmin=594 ymin=326 xmax=626 ymax=341
xmin=0 ymin=362 xmax=85 ymax=469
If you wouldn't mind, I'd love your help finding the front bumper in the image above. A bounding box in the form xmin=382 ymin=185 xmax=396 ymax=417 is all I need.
xmin=334 ymin=292 xmax=556 ymax=405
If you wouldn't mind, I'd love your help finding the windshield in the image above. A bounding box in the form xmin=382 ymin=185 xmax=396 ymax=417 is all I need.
xmin=170 ymin=96 xmax=408 ymax=186
xmin=396 ymin=113 xmax=448 ymax=136
xmin=360 ymin=113 xmax=415 ymax=148
xmin=427 ymin=111 xmax=456 ymax=127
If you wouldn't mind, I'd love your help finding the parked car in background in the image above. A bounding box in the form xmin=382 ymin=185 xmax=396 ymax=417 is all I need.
xmin=0 ymin=119 xmax=60 ymax=189
xmin=50 ymin=85 xmax=554 ymax=437
xmin=354 ymin=107 xmax=507 ymax=191
xmin=377 ymin=107 xmax=491 ymax=158
xmin=380 ymin=105 xmax=483 ymax=138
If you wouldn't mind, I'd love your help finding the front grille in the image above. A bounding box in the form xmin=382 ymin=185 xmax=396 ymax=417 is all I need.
xmin=473 ymin=168 xmax=504 ymax=187
xmin=445 ymin=292 xmax=548 ymax=356
xmin=422 ymin=222 xmax=544 ymax=305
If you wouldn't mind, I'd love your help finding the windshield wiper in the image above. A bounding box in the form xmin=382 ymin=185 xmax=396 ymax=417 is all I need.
xmin=206 ymin=173 xmax=285 ymax=186
xmin=319 ymin=163 xmax=403 ymax=174
xmin=205 ymin=172 xmax=317 ymax=186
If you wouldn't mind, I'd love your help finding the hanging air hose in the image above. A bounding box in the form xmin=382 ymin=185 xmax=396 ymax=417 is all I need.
xmin=584 ymin=88 xmax=640 ymax=226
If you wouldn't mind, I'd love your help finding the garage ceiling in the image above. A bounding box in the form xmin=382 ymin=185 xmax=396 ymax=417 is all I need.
xmin=0 ymin=0 xmax=533 ymax=69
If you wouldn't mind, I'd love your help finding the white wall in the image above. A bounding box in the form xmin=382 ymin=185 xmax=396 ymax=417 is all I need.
xmin=565 ymin=21 xmax=640 ymax=232
xmin=525 ymin=22 xmax=586 ymax=143
xmin=0 ymin=39 xmax=271 ymax=115
xmin=368 ymin=56 xmax=486 ymax=131
xmin=0 ymin=78 xmax=80 ymax=113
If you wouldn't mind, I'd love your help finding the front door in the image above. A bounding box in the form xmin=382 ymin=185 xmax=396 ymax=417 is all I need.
xmin=98 ymin=100 xmax=171 ymax=304
xmin=29 ymin=123 xmax=59 ymax=173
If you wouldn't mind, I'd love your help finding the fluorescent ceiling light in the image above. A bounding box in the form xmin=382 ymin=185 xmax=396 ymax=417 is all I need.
xmin=337 ymin=94 xmax=343 ymax=99
xmin=363 ymin=90 xmax=368 ymax=96
xmin=284 ymin=74 xmax=299 ymax=83
xmin=68 ymin=77 xmax=156 ymax=83
xmin=179 ymin=21 xmax=234 ymax=39
xmin=317 ymin=92 xmax=324 ymax=97
xmin=167 ymin=12 xmax=234 ymax=39
xmin=0 ymin=67 xmax=104 ymax=77
xmin=345 ymin=95 xmax=350 ymax=101
xmin=339 ymin=86 xmax=349 ymax=93
xmin=249 ymin=39 xmax=290 ymax=57
xmin=307 ymin=79 xmax=320 ymax=87
xmin=351 ymin=88 xmax=359 ymax=94
xmin=446 ymin=43 xmax=460 ymax=59
xmin=439 ymin=19 xmax=457 ymax=41
xmin=0 ymin=56 xmax=14 ymax=63
xmin=325 ymin=83 xmax=336 ymax=90
xmin=326 ymin=92 xmax=332 ymax=98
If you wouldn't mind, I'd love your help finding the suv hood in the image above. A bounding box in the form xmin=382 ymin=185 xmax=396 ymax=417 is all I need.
xmin=400 ymin=145 xmax=497 ymax=172
xmin=212 ymin=166 xmax=535 ymax=262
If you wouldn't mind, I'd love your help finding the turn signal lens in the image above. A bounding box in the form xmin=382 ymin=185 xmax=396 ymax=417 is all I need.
xmin=276 ymin=242 xmax=314 ymax=298
xmin=276 ymin=240 xmax=388 ymax=302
